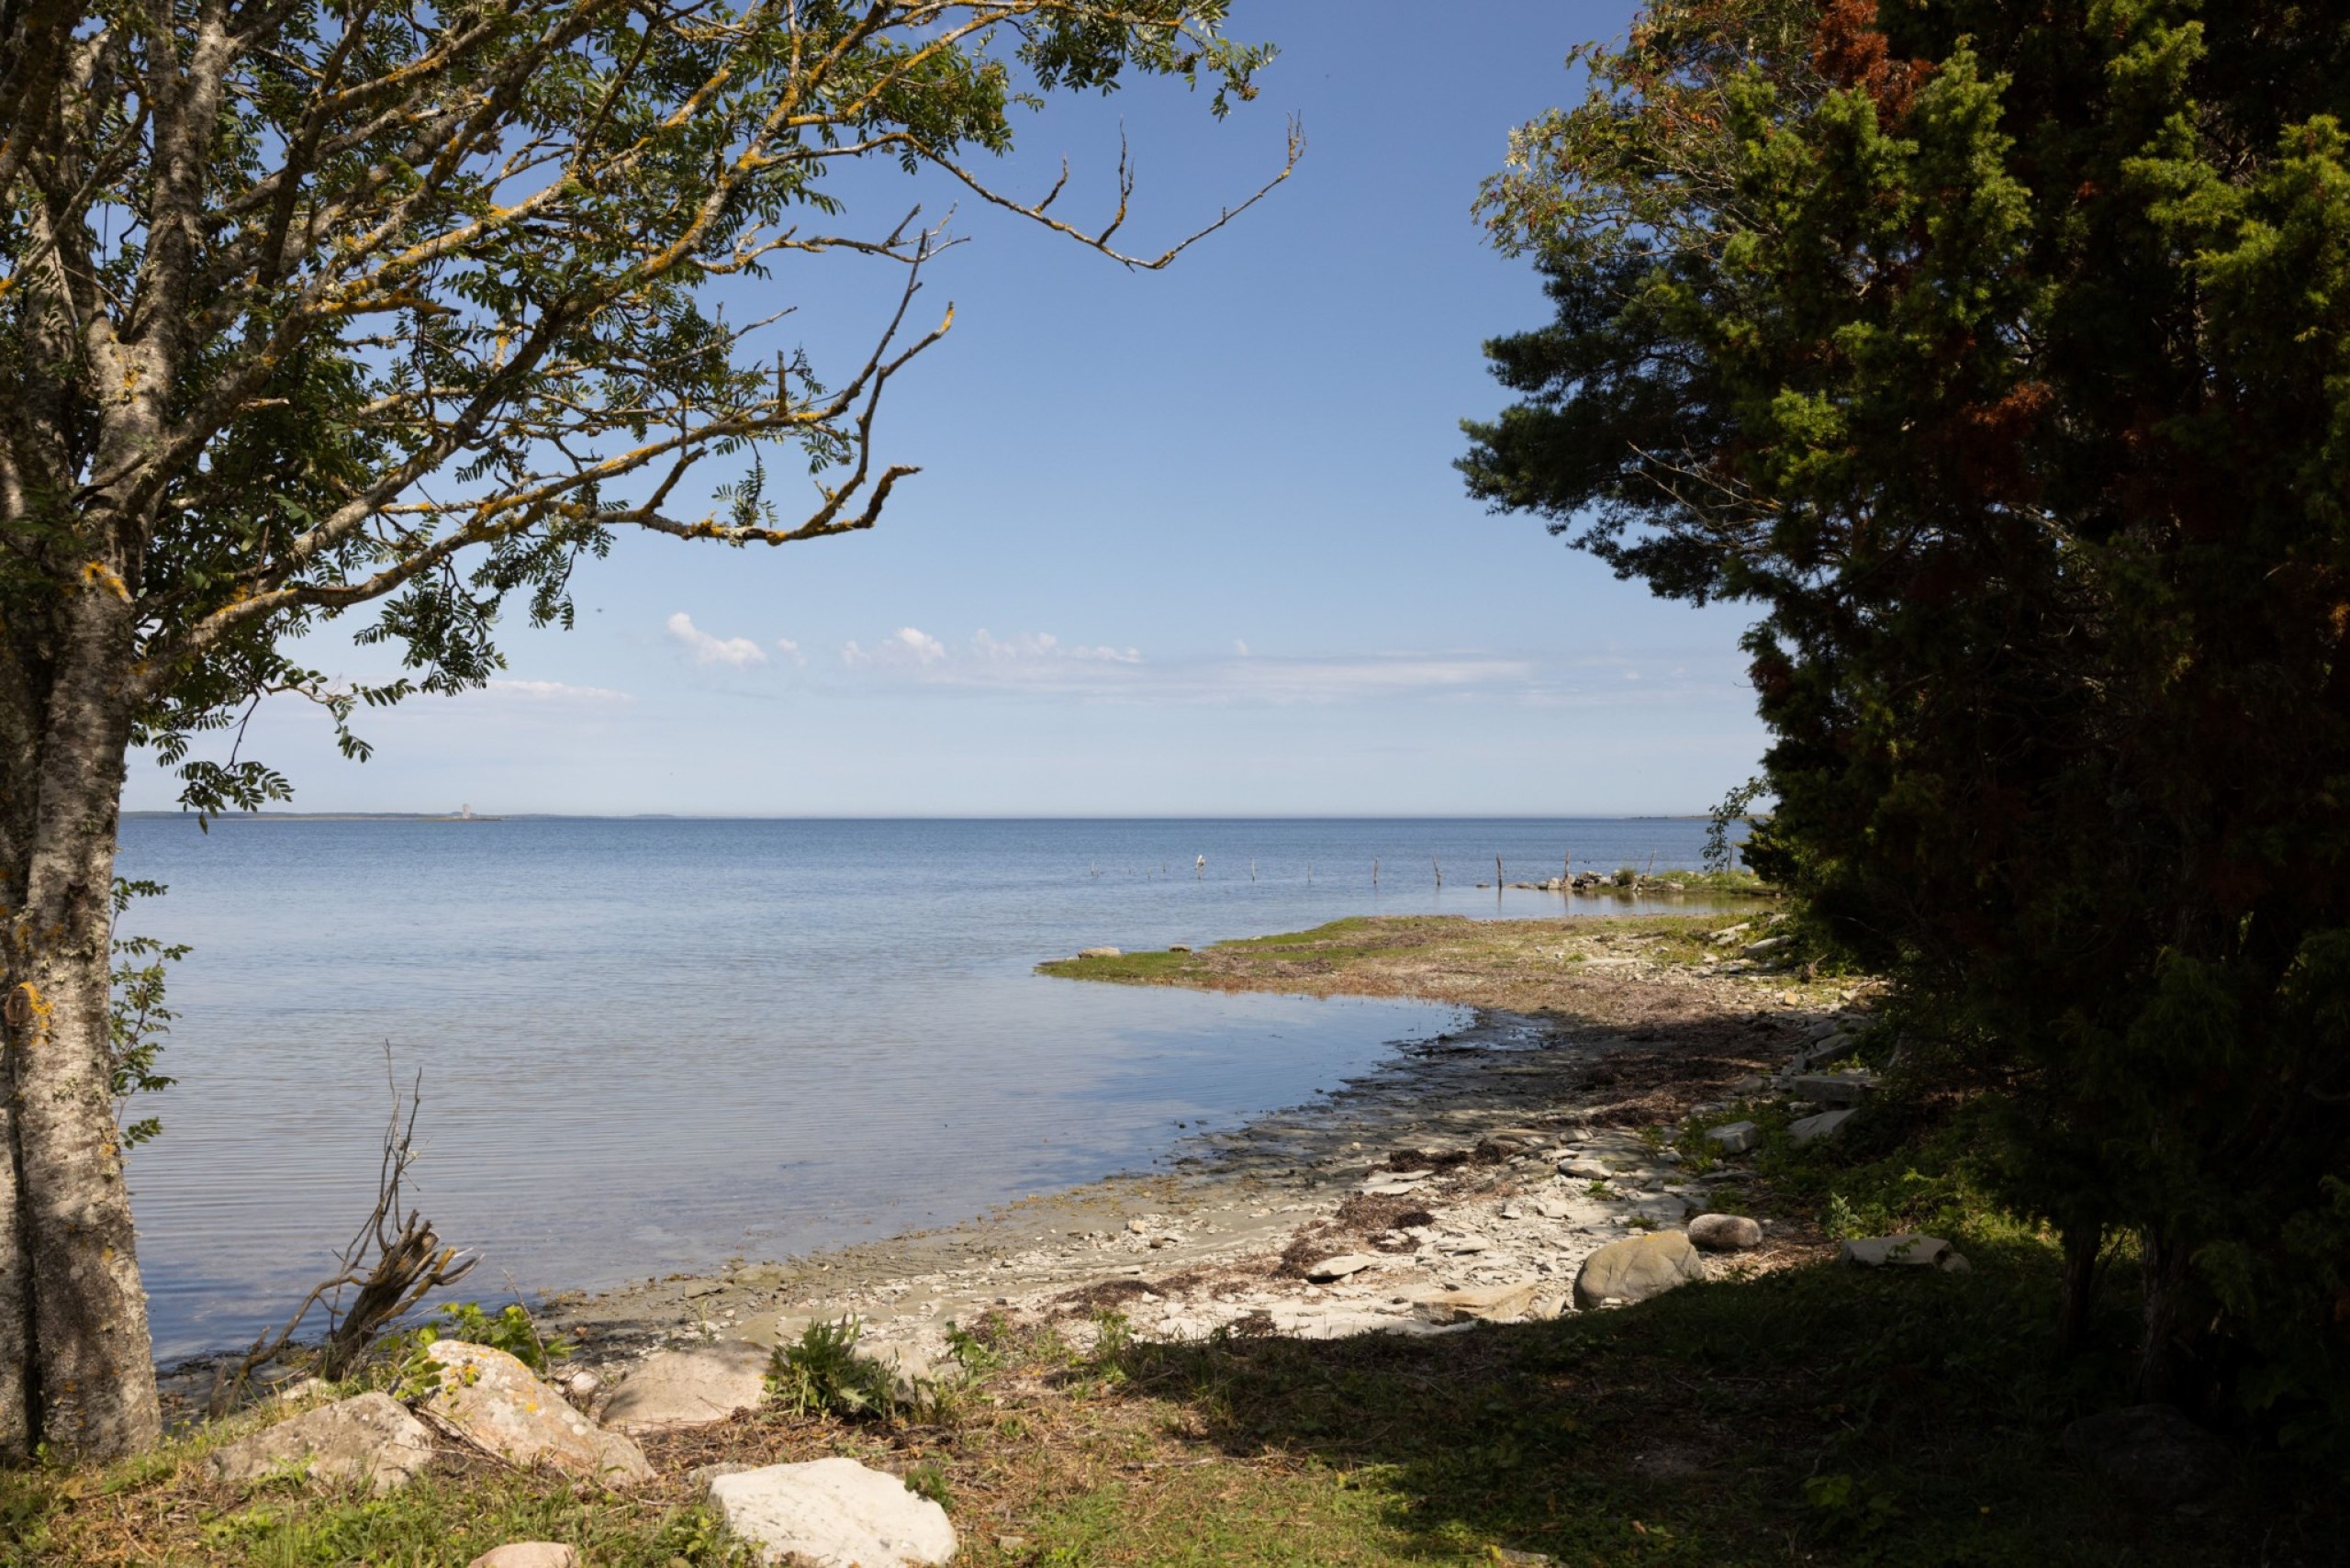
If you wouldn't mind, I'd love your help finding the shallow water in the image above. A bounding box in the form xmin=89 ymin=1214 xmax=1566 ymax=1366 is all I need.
xmin=115 ymin=816 xmax=1731 ymax=1358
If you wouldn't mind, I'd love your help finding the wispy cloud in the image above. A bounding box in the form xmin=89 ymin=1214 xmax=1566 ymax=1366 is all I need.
xmin=972 ymin=630 xmax=1140 ymax=665
xmin=483 ymin=678 xmax=633 ymax=703
xmin=666 ymin=611 xmax=767 ymax=668
xmin=810 ymin=626 xmax=1741 ymax=709
xmin=775 ymin=637 xmax=809 ymax=667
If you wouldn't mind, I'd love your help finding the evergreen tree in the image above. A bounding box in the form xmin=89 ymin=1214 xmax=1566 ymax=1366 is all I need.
xmin=1464 ymin=0 xmax=2350 ymax=1444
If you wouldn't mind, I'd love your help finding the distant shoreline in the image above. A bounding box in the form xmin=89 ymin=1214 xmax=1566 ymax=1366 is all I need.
xmin=119 ymin=812 xmax=1718 ymax=823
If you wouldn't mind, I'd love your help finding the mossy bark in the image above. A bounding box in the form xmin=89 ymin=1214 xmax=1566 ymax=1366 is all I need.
xmin=0 ymin=581 xmax=161 ymax=1459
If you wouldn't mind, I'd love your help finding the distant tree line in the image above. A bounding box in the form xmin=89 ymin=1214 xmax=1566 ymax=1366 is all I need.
xmin=1466 ymin=0 xmax=2350 ymax=1455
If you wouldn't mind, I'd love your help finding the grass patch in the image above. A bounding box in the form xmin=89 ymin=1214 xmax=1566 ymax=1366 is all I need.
xmin=1035 ymin=912 xmax=1827 ymax=1014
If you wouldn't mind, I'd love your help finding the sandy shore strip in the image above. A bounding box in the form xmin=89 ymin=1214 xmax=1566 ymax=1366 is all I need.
xmin=539 ymin=914 xmax=1872 ymax=1397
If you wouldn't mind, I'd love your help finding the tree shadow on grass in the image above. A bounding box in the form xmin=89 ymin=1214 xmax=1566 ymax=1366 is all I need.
xmin=1094 ymin=1249 xmax=2335 ymax=1567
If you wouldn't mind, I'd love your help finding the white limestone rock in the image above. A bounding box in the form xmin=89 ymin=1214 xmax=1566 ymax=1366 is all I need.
xmin=709 ymin=1458 xmax=957 ymax=1567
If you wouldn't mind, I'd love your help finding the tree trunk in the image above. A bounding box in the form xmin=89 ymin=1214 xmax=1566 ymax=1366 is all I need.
xmin=2056 ymin=1220 xmax=2105 ymax=1353
xmin=0 ymin=582 xmax=160 ymax=1458
xmin=2137 ymin=1226 xmax=2197 ymax=1410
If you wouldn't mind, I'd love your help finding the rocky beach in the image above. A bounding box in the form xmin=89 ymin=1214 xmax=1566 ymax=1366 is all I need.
xmin=540 ymin=911 xmax=1873 ymax=1412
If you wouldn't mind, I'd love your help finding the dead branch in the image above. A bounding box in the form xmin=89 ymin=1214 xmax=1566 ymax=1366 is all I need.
xmin=211 ymin=1046 xmax=475 ymax=1411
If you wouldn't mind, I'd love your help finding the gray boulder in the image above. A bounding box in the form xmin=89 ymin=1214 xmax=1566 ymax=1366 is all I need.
xmin=1789 ymin=1108 xmax=1855 ymax=1144
xmin=1703 ymin=1121 xmax=1759 ymax=1154
xmin=1687 ymin=1214 xmax=1762 ymax=1252
xmin=1572 ymin=1231 xmax=1707 ymax=1309
xmin=415 ymin=1340 xmax=653 ymax=1484
xmin=207 ymin=1391 xmax=435 ymax=1495
xmin=1304 ymin=1254 xmax=1377 ymax=1283
xmin=709 ymin=1458 xmax=957 ymax=1566
xmin=600 ymin=1339 xmax=769 ymax=1434
xmin=1077 ymin=946 xmax=1121 ymax=958
xmin=2060 ymin=1405 xmax=2230 ymax=1502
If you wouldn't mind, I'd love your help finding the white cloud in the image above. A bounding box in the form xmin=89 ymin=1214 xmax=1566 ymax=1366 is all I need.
xmin=775 ymin=637 xmax=808 ymax=666
xmin=842 ymin=626 xmax=947 ymax=667
xmin=483 ymin=678 xmax=632 ymax=703
xmin=666 ymin=611 xmax=767 ymax=668
xmin=1234 ymin=639 xmax=1250 ymax=656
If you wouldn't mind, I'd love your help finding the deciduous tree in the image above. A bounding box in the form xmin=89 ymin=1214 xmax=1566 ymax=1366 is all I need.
xmin=0 ymin=0 xmax=1291 ymax=1457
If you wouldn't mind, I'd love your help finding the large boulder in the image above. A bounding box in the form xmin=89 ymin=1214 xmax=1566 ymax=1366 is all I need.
xmin=1573 ymin=1230 xmax=1707 ymax=1309
xmin=709 ymin=1458 xmax=957 ymax=1567
xmin=600 ymin=1339 xmax=770 ymax=1434
xmin=207 ymin=1392 xmax=435 ymax=1495
xmin=2061 ymin=1405 xmax=2230 ymax=1502
xmin=415 ymin=1340 xmax=652 ymax=1484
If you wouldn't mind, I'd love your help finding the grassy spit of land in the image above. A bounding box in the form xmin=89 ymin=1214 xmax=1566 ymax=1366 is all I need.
xmin=6 ymin=910 xmax=2333 ymax=1566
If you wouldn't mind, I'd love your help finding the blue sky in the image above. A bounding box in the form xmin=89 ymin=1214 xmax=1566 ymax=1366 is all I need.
xmin=126 ymin=1 xmax=1766 ymax=817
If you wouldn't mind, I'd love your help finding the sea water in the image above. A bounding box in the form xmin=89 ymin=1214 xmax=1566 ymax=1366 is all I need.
xmin=115 ymin=816 xmax=1729 ymax=1358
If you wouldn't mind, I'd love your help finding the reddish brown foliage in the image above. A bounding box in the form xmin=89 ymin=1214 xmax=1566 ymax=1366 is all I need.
xmin=1813 ymin=0 xmax=1933 ymax=118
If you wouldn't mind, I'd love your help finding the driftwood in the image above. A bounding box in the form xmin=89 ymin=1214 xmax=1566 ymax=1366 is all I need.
xmin=213 ymin=1048 xmax=476 ymax=1410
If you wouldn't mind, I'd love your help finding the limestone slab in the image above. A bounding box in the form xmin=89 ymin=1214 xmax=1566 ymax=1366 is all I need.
xmin=709 ymin=1458 xmax=957 ymax=1567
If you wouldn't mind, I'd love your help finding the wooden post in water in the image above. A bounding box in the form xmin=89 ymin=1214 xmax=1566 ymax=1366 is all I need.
xmin=1372 ymin=857 xmax=1380 ymax=889
xmin=1433 ymin=856 xmax=1442 ymax=888
xmin=1250 ymin=859 xmax=1257 ymax=882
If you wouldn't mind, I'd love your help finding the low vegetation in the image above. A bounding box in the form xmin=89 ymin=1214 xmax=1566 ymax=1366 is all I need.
xmin=3 ymin=1124 xmax=2326 ymax=1565
xmin=1039 ymin=912 xmax=1813 ymax=1015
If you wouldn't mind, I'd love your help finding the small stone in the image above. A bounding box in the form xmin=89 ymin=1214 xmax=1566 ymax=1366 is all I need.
xmin=1742 ymin=935 xmax=1793 ymax=958
xmin=207 ymin=1392 xmax=435 ymax=1496
xmin=1837 ymin=1234 xmax=1953 ymax=1268
xmin=1167 ymin=944 xmax=1192 ymax=954
xmin=601 ymin=1339 xmax=769 ymax=1434
xmin=2060 ymin=1405 xmax=2229 ymax=1503
xmin=467 ymin=1546 xmax=578 ymax=1568
xmin=1304 ymin=1254 xmax=1377 ymax=1282
xmin=1126 ymin=1217 xmax=1151 ymax=1234
xmin=1077 ymin=946 xmax=1121 ymax=958
xmin=1561 ymin=1159 xmax=1613 ymax=1181
xmin=1687 ymin=1213 xmax=1763 ymax=1251
xmin=565 ymin=1371 xmax=601 ymax=1400
xmin=1438 ymin=1235 xmax=1489 ymax=1254
xmin=709 ymin=1457 xmax=957 ymax=1567
xmin=1572 ymin=1231 xmax=1707 ymax=1310
xmin=1704 ymin=1120 xmax=1760 ymax=1154
xmin=1788 ymin=1108 xmax=1855 ymax=1144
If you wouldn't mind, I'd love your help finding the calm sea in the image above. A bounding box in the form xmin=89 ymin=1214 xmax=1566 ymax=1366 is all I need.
xmin=115 ymin=816 xmax=1727 ymax=1359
